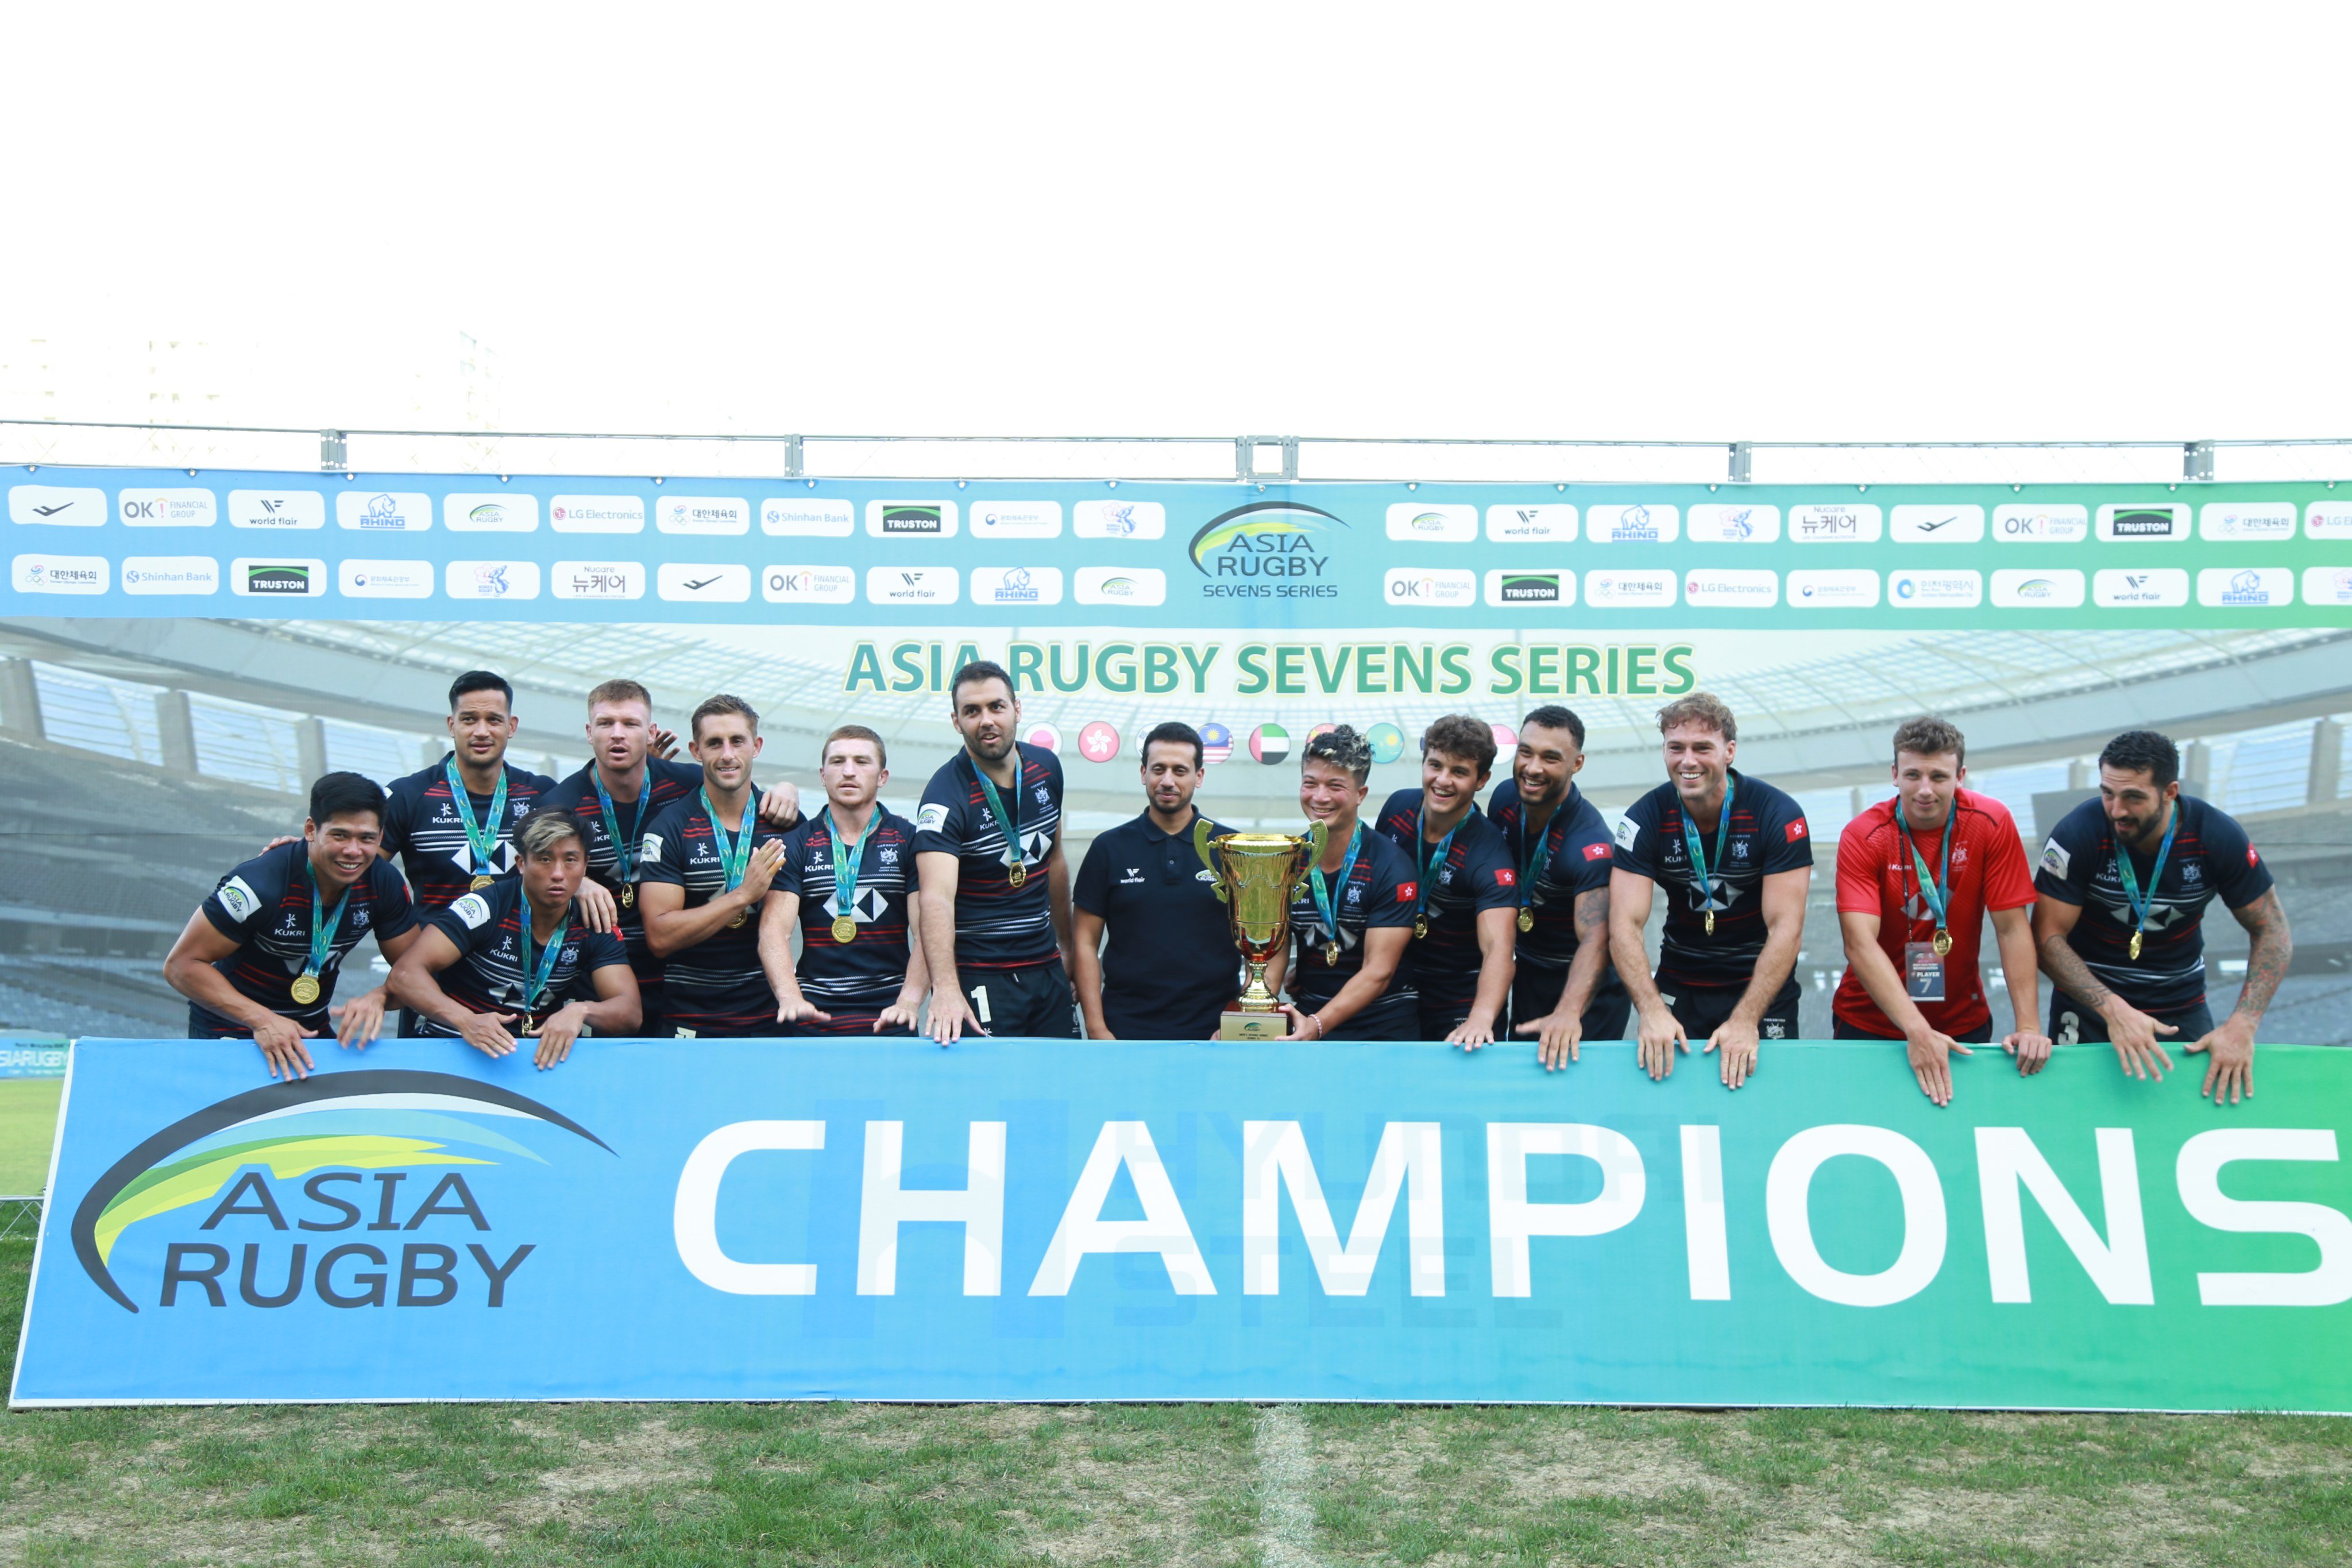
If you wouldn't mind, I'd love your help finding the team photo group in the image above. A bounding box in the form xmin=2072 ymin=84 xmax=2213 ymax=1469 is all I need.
xmin=164 ymin=659 xmax=2293 ymax=1108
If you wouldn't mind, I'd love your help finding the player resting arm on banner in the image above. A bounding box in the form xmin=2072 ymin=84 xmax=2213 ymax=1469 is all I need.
xmin=386 ymin=808 xmax=640 ymax=1069
xmin=1489 ymin=706 xmax=1627 ymax=1069
xmin=916 ymin=662 xmax=1078 ymax=1042
xmin=637 ymin=695 xmax=791 ymax=1038
xmin=165 ymin=771 xmax=423 ymax=1080
xmin=1608 ymin=692 xmax=1812 ymax=1090
xmin=1371 ymin=715 xmax=1518 ymax=1048
xmin=2032 ymin=729 xmax=2292 ymax=1104
xmin=1264 ymin=725 xmax=1420 ymax=1041
xmin=758 ymin=724 xmax=928 ymax=1035
xmin=1071 ymin=721 xmax=1237 ymax=1041
xmin=1832 ymin=716 xmax=2049 ymax=1107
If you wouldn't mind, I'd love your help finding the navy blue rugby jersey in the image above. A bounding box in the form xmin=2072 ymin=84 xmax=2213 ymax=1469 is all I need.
xmin=1372 ymin=789 xmax=1519 ymax=1011
xmin=1487 ymin=778 xmax=1624 ymax=995
xmin=775 ymin=807 xmax=921 ymax=1015
xmin=197 ymin=841 xmax=417 ymax=1025
xmin=912 ymin=743 xmax=1064 ymax=970
xmin=1285 ymin=823 xmax=1422 ymax=1010
xmin=638 ymin=787 xmax=790 ymax=1030
xmin=417 ymin=877 xmax=626 ymax=1034
xmin=2034 ymin=793 xmax=2273 ymax=1014
xmin=380 ymin=754 xmax=558 ymax=909
xmin=549 ymin=756 xmax=702 ymax=981
xmin=1613 ymin=768 xmax=1812 ymax=990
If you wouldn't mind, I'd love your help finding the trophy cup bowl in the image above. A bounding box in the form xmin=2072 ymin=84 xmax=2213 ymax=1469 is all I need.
xmin=1195 ymin=819 xmax=1327 ymax=1041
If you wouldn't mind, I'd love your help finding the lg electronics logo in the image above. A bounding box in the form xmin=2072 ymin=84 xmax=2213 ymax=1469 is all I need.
xmin=549 ymin=497 xmax=649 ymax=535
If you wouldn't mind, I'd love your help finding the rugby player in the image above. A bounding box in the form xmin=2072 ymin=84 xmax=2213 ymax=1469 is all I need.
xmin=2034 ymin=729 xmax=2292 ymax=1103
xmin=1609 ymin=692 xmax=1813 ymax=1089
xmin=1833 ymin=716 xmax=2048 ymax=1106
xmin=385 ymin=807 xmax=639 ymax=1069
xmin=639 ymin=694 xmax=792 ymax=1037
xmin=1487 ymin=705 xmax=1627 ymax=1069
xmin=761 ymin=724 xmax=928 ymax=1034
xmin=1371 ymin=715 xmax=1517 ymax=1045
xmin=916 ymin=661 xmax=1076 ymax=1041
xmin=1072 ymin=721 xmax=1238 ymax=1040
xmin=381 ymin=671 xmax=569 ymax=913
xmin=165 ymin=771 xmax=423 ymax=1080
xmin=1264 ymin=725 xmax=1420 ymax=1040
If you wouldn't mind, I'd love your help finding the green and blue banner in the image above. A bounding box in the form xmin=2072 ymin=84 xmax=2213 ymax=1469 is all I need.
xmin=14 ymin=1038 xmax=2352 ymax=1409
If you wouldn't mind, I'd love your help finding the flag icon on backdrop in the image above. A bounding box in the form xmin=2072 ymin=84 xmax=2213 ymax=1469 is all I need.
xmin=1199 ymin=722 xmax=1233 ymax=764
xmin=1078 ymin=722 xmax=1120 ymax=762
xmin=1368 ymin=722 xmax=1406 ymax=764
xmin=1024 ymin=723 xmax=1063 ymax=754
xmin=1250 ymin=723 xmax=1290 ymax=764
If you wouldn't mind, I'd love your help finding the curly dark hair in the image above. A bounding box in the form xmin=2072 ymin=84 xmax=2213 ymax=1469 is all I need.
xmin=1419 ymin=714 xmax=1497 ymax=776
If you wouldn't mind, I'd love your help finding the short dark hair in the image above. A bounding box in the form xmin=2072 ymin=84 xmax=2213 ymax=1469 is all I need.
xmin=1891 ymin=715 xmax=1967 ymax=767
xmin=1419 ymin=713 xmax=1497 ymax=777
xmin=2099 ymin=729 xmax=2180 ymax=790
xmin=1520 ymin=705 xmax=1587 ymax=750
xmin=449 ymin=670 xmax=514 ymax=713
xmin=1141 ymin=721 xmax=1203 ymax=768
xmin=950 ymin=659 xmax=1015 ymax=704
xmin=586 ymin=678 xmax=652 ymax=713
xmin=822 ymin=724 xmax=887 ymax=770
xmin=690 ymin=693 xmax=760 ymax=740
xmin=1303 ymin=724 xmax=1374 ymax=785
xmin=309 ymin=771 xmax=386 ymax=827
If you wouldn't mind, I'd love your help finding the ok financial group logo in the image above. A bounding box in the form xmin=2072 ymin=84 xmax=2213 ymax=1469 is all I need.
xmin=69 ymin=1070 xmax=610 ymax=1313
xmin=1189 ymin=501 xmax=1348 ymax=601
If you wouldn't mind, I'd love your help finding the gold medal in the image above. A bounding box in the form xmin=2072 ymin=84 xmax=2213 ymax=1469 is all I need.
xmin=1008 ymin=862 xmax=1027 ymax=889
xmin=1413 ymin=916 xmax=1429 ymax=940
xmin=289 ymin=973 xmax=320 ymax=1006
xmin=621 ymin=885 xmax=634 ymax=909
xmin=1932 ymin=928 xmax=1952 ymax=958
xmin=729 ymin=907 xmax=748 ymax=929
xmin=470 ymin=874 xmax=496 ymax=892
xmin=1324 ymin=940 xmax=1341 ymax=966
xmin=2129 ymin=930 xmax=2142 ymax=960
xmin=832 ymin=914 xmax=858 ymax=944
xmin=1517 ymin=907 xmax=1535 ymax=933
xmin=1705 ymin=912 xmax=1714 ymax=936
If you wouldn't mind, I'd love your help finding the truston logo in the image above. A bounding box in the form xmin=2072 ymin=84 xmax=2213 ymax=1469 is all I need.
xmin=2096 ymin=503 xmax=2189 ymax=542
xmin=69 ymin=1069 xmax=609 ymax=1313
xmin=866 ymin=500 xmax=959 ymax=538
xmin=1484 ymin=569 xmax=1571 ymax=607
xmin=245 ymin=562 xmax=312 ymax=594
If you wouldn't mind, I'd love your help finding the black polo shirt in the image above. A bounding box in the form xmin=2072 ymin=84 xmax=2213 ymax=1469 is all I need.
xmin=1073 ymin=809 xmax=1239 ymax=1040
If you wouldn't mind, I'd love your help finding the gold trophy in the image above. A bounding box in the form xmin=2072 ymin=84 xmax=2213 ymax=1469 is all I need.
xmin=1195 ymin=820 xmax=1327 ymax=1041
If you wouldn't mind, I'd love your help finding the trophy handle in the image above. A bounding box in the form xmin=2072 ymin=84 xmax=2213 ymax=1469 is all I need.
xmin=1292 ymin=818 xmax=1328 ymax=899
xmin=1194 ymin=818 xmax=1227 ymax=904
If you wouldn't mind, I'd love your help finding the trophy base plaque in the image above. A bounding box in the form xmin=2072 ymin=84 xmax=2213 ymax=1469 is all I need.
xmin=1218 ymin=1009 xmax=1289 ymax=1042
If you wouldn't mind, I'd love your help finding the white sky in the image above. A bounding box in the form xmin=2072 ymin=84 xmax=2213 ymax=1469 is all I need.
xmin=6 ymin=3 xmax=2351 ymax=443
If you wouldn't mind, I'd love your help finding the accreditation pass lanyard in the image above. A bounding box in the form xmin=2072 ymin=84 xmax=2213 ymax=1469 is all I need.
xmin=520 ymin=912 xmax=570 ymax=1019
xmin=825 ymin=806 xmax=868 ymax=945
xmin=1894 ymin=797 xmax=1957 ymax=958
xmin=1413 ymin=801 xmax=1460 ymax=940
xmin=973 ymin=758 xmax=1026 ymax=888
xmin=444 ymin=756 xmax=509 ymax=890
xmin=590 ymin=767 xmax=638 ymax=907
xmin=2114 ymin=805 xmax=2179 ymax=962
xmin=1517 ymin=792 xmax=1570 ymax=934
xmin=291 ymin=868 xmax=350 ymax=1006
xmin=1309 ymin=824 xmax=1364 ymax=967
xmin=1677 ymin=775 xmax=1735 ymax=937
xmin=701 ymin=786 xmax=756 ymax=930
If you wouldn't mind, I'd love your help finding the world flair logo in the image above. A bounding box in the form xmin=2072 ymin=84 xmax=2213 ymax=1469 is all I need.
xmin=1187 ymin=501 xmax=1349 ymax=582
xmin=69 ymin=1069 xmax=609 ymax=1312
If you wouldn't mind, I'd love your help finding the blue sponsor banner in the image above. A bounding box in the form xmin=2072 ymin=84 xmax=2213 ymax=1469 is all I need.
xmin=0 ymin=1040 xmax=67 ymax=1079
xmin=13 ymin=1038 xmax=2352 ymax=1409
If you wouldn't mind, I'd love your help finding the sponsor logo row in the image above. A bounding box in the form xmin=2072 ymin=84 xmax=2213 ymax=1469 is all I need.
xmin=1384 ymin=566 xmax=2349 ymax=609
xmin=5 ymin=488 xmax=1165 ymax=540
xmin=1399 ymin=500 xmax=2352 ymax=544
xmin=6 ymin=557 xmax=1173 ymax=607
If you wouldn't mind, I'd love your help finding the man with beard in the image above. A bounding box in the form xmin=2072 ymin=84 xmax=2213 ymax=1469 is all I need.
xmin=2034 ymin=728 xmax=2292 ymax=1104
xmin=1609 ymin=692 xmax=1813 ymax=1090
xmin=916 ymin=661 xmax=1076 ymax=1041
xmin=1263 ymin=725 xmax=1421 ymax=1041
xmin=1072 ymin=721 xmax=1237 ymax=1040
xmin=388 ymin=808 xmax=640 ymax=1070
xmin=1486 ymin=705 xmax=1627 ymax=1069
xmin=638 ymin=694 xmax=793 ymax=1037
xmin=1371 ymin=714 xmax=1519 ymax=1046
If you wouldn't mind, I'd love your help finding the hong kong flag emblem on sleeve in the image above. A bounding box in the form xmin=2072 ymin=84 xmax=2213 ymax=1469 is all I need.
xmin=1396 ymin=881 xmax=1419 ymax=903
xmin=1786 ymin=820 xmax=1808 ymax=843
xmin=1496 ymin=868 xmax=1516 ymax=887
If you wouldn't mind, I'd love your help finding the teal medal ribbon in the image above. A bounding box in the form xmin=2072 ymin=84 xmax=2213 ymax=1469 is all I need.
xmin=590 ymin=767 xmax=639 ymax=907
xmin=2113 ymin=805 xmax=2180 ymax=962
xmin=1517 ymin=790 xmax=1571 ymax=933
xmin=519 ymin=910 xmax=570 ymax=1022
xmin=443 ymin=756 xmax=509 ymax=889
xmin=1677 ymin=775 xmax=1736 ymax=937
xmin=1894 ymin=797 xmax=1958 ymax=957
xmin=824 ymin=806 xmax=870 ymax=944
xmin=972 ymin=758 xmax=1028 ymax=888
xmin=701 ymin=785 xmax=758 ymax=927
xmin=1412 ymin=800 xmax=1462 ymax=940
xmin=289 ymin=864 xmax=350 ymax=1007
xmin=1308 ymin=823 xmax=1364 ymax=967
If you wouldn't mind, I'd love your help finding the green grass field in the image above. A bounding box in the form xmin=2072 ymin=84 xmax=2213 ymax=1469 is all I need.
xmin=2 ymin=1079 xmax=2350 ymax=1563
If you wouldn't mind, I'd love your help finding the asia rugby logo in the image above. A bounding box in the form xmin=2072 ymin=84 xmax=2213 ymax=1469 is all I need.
xmin=70 ymin=1069 xmax=611 ymax=1312
xmin=1187 ymin=501 xmax=1349 ymax=580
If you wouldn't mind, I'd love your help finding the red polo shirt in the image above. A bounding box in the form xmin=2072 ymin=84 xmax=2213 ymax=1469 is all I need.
xmin=1833 ymin=788 xmax=2036 ymax=1037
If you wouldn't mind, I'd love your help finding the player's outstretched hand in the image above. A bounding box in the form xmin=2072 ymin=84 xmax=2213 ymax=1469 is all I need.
xmin=2003 ymin=1029 xmax=2053 ymax=1076
xmin=2186 ymin=1015 xmax=2256 ymax=1106
xmin=1905 ymin=1027 xmax=1971 ymax=1107
xmin=458 ymin=1011 xmax=520 ymax=1059
xmin=575 ymin=879 xmax=619 ymax=934
xmin=1706 ymin=1015 xmax=1760 ymax=1090
xmin=254 ymin=1015 xmax=318 ymax=1080
xmin=1636 ymin=1004 xmax=1687 ymax=1081
xmin=1514 ymin=1009 xmax=1583 ymax=1071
